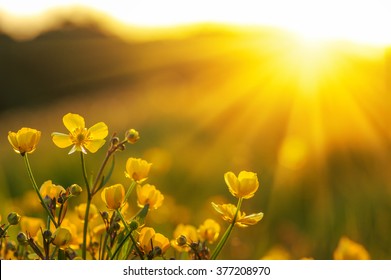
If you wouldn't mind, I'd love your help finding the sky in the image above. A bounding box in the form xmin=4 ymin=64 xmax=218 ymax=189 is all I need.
xmin=0 ymin=0 xmax=391 ymax=45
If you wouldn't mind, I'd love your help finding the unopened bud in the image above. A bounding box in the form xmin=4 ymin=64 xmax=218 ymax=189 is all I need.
xmin=111 ymin=137 xmax=120 ymax=146
xmin=7 ymin=212 xmax=21 ymax=225
xmin=176 ymin=235 xmax=187 ymax=246
xmin=125 ymin=129 xmax=140 ymax=144
xmin=43 ymin=196 xmax=52 ymax=207
xmin=17 ymin=232 xmax=28 ymax=244
xmin=57 ymin=195 xmax=65 ymax=204
xmin=129 ymin=220 xmax=139 ymax=231
xmin=112 ymin=222 xmax=121 ymax=232
xmin=153 ymin=246 xmax=162 ymax=257
xmin=101 ymin=211 xmax=109 ymax=220
xmin=43 ymin=229 xmax=52 ymax=240
xmin=69 ymin=184 xmax=83 ymax=196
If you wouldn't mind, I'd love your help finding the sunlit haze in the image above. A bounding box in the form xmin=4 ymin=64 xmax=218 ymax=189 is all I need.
xmin=1 ymin=0 xmax=391 ymax=45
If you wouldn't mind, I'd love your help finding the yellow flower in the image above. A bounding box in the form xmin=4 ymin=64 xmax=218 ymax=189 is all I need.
xmin=125 ymin=158 xmax=151 ymax=183
xmin=20 ymin=216 xmax=45 ymax=238
xmin=8 ymin=127 xmax=41 ymax=156
xmin=39 ymin=180 xmax=66 ymax=206
xmin=211 ymin=202 xmax=263 ymax=228
xmin=333 ymin=236 xmax=370 ymax=260
xmin=101 ymin=184 xmax=126 ymax=210
xmin=138 ymin=227 xmax=170 ymax=255
xmin=75 ymin=203 xmax=98 ymax=220
xmin=136 ymin=184 xmax=164 ymax=210
xmin=171 ymin=224 xmax=198 ymax=252
xmin=52 ymin=227 xmax=72 ymax=249
xmin=261 ymin=245 xmax=291 ymax=260
xmin=197 ymin=219 xmax=220 ymax=244
xmin=60 ymin=219 xmax=82 ymax=249
xmin=51 ymin=113 xmax=108 ymax=154
xmin=224 ymin=171 xmax=259 ymax=199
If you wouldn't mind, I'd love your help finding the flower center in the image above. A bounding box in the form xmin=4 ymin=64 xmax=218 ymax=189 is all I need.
xmin=71 ymin=128 xmax=90 ymax=146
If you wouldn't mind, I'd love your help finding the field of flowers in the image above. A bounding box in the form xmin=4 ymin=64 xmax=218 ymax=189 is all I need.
xmin=1 ymin=16 xmax=391 ymax=260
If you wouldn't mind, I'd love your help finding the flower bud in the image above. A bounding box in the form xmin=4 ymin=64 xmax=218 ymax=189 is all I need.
xmin=101 ymin=211 xmax=109 ymax=221
xmin=129 ymin=220 xmax=139 ymax=231
xmin=17 ymin=232 xmax=28 ymax=244
xmin=112 ymin=222 xmax=121 ymax=232
xmin=125 ymin=129 xmax=140 ymax=144
xmin=7 ymin=212 xmax=21 ymax=225
xmin=176 ymin=235 xmax=187 ymax=246
xmin=57 ymin=195 xmax=65 ymax=204
xmin=153 ymin=246 xmax=162 ymax=257
xmin=43 ymin=229 xmax=52 ymax=241
xmin=69 ymin=184 xmax=83 ymax=196
xmin=111 ymin=137 xmax=120 ymax=146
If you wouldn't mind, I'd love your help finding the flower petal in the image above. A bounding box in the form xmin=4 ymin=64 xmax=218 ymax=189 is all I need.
xmin=52 ymin=132 xmax=73 ymax=148
xmin=8 ymin=132 xmax=19 ymax=151
xmin=237 ymin=171 xmax=259 ymax=199
xmin=85 ymin=139 xmax=106 ymax=153
xmin=88 ymin=122 xmax=108 ymax=139
xmin=237 ymin=212 xmax=264 ymax=227
xmin=224 ymin=171 xmax=240 ymax=197
xmin=63 ymin=113 xmax=85 ymax=132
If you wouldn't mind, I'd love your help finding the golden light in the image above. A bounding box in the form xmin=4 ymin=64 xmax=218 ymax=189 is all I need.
xmin=1 ymin=0 xmax=391 ymax=45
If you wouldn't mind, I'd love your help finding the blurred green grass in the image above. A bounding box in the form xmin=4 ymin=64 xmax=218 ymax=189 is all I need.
xmin=1 ymin=21 xmax=391 ymax=259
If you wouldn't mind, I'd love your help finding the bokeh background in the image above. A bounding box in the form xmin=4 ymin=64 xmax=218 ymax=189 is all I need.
xmin=1 ymin=1 xmax=391 ymax=259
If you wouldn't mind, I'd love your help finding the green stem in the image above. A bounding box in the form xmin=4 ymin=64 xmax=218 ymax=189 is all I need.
xmin=46 ymin=216 xmax=50 ymax=231
xmin=2 ymin=224 xmax=11 ymax=235
xmin=80 ymin=152 xmax=91 ymax=194
xmin=91 ymin=150 xmax=114 ymax=195
xmin=116 ymin=210 xmax=130 ymax=232
xmin=111 ymin=230 xmax=133 ymax=260
xmin=81 ymin=192 xmax=92 ymax=260
xmin=24 ymin=154 xmax=57 ymax=227
xmin=58 ymin=248 xmax=66 ymax=260
xmin=211 ymin=198 xmax=243 ymax=260
xmin=100 ymin=231 xmax=109 ymax=260
xmin=116 ymin=210 xmax=144 ymax=260
xmin=81 ymin=152 xmax=92 ymax=260
xmin=80 ymin=139 xmax=127 ymax=259
xmin=124 ymin=180 xmax=137 ymax=204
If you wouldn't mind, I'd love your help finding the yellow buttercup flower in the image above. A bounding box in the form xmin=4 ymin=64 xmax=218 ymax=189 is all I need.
xmin=75 ymin=203 xmax=99 ymax=221
xmin=52 ymin=227 xmax=72 ymax=249
xmin=125 ymin=158 xmax=151 ymax=183
xmin=39 ymin=180 xmax=66 ymax=206
xmin=8 ymin=127 xmax=41 ymax=156
xmin=20 ymin=216 xmax=45 ymax=238
xmin=333 ymin=236 xmax=370 ymax=260
xmin=197 ymin=219 xmax=220 ymax=244
xmin=224 ymin=171 xmax=259 ymax=199
xmin=138 ymin=227 xmax=170 ymax=255
xmin=211 ymin=202 xmax=263 ymax=228
xmin=136 ymin=184 xmax=164 ymax=210
xmin=101 ymin=184 xmax=126 ymax=210
xmin=52 ymin=113 xmax=108 ymax=154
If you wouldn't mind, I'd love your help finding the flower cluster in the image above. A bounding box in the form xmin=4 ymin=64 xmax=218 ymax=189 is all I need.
xmin=0 ymin=113 xmax=265 ymax=260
